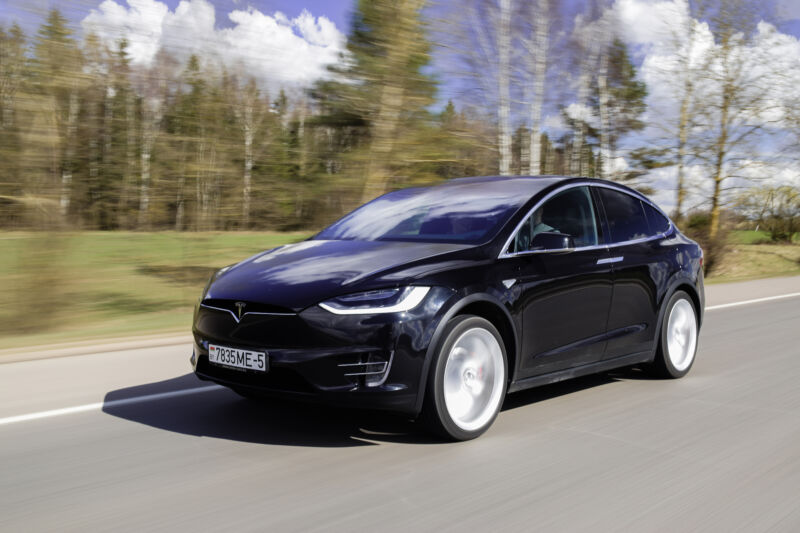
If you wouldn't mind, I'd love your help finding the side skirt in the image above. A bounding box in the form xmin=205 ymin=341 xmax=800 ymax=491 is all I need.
xmin=507 ymin=351 xmax=653 ymax=394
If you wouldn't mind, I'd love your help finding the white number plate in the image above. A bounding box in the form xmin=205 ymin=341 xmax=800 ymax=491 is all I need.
xmin=208 ymin=344 xmax=268 ymax=372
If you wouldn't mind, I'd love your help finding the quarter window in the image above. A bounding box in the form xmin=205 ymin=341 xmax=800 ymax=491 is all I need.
xmin=597 ymin=188 xmax=650 ymax=243
xmin=509 ymin=186 xmax=599 ymax=253
xmin=642 ymin=202 xmax=671 ymax=235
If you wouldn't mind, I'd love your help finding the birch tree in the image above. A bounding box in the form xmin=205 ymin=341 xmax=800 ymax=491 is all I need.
xmin=462 ymin=0 xmax=515 ymax=176
xmin=232 ymin=78 xmax=266 ymax=228
xmin=670 ymin=5 xmax=705 ymax=220
xmin=521 ymin=0 xmax=554 ymax=175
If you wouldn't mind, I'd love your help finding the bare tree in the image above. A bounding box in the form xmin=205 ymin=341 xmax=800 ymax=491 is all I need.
xmin=693 ymin=0 xmax=777 ymax=240
xmin=647 ymin=0 xmax=709 ymax=220
xmin=446 ymin=0 xmax=516 ymax=177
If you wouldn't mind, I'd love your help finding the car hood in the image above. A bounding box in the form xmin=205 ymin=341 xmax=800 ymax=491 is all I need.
xmin=205 ymin=239 xmax=473 ymax=310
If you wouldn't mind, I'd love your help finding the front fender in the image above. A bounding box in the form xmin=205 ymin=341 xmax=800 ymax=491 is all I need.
xmin=412 ymin=292 xmax=517 ymax=415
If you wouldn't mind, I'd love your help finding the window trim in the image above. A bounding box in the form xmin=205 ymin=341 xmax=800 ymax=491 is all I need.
xmin=498 ymin=182 xmax=673 ymax=259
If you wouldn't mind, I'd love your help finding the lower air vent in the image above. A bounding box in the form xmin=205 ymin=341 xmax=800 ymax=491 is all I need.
xmin=337 ymin=352 xmax=393 ymax=388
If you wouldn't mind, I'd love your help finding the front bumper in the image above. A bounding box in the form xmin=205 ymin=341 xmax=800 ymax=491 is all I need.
xmin=190 ymin=287 xmax=455 ymax=415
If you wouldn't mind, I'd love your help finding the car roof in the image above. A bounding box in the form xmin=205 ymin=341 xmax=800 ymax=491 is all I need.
xmin=430 ymin=175 xmax=567 ymax=195
xmin=441 ymin=175 xmax=647 ymax=200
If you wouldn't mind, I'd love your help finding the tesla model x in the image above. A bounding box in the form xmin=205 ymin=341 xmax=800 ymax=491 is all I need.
xmin=191 ymin=176 xmax=704 ymax=440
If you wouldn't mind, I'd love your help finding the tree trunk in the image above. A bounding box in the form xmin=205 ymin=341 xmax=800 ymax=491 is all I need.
xmin=709 ymin=82 xmax=732 ymax=241
xmin=527 ymin=0 xmax=548 ymax=175
xmin=674 ymin=79 xmax=693 ymax=220
xmin=118 ymin=88 xmax=136 ymax=228
xmin=497 ymin=0 xmax=512 ymax=176
xmin=60 ymin=90 xmax=79 ymax=216
xmin=138 ymin=132 xmax=154 ymax=228
xmin=241 ymin=96 xmax=253 ymax=229
xmin=597 ymin=53 xmax=612 ymax=180
xmin=571 ymin=69 xmax=591 ymax=176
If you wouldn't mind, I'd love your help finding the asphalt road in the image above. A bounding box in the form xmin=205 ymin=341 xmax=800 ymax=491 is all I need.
xmin=1 ymin=277 xmax=800 ymax=531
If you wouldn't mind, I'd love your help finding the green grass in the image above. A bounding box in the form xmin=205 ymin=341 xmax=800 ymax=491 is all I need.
xmin=708 ymin=238 xmax=800 ymax=284
xmin=729 ymin=230 xmax=800 ymax=245
xmin=0 ymin=231 xmax=310 ymax=349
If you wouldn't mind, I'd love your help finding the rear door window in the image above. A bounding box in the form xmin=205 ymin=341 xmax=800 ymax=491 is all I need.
xmin=597 ymin=188 xmax=650 ymax=243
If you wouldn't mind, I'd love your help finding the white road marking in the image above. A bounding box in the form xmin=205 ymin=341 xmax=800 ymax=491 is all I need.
xmin=0 ymin=385 xmax=222 ymax=427
xmin=705 ymin=292 xmax=800 ymax=311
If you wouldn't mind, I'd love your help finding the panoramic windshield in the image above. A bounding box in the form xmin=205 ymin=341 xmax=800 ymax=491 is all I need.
xmin=315 ymin=183 xmax=527 ymax=244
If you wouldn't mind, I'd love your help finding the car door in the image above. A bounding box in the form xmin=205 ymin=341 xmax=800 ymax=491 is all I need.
xmin=594 ymin=186 xmax=667 ymax=360
xmin=504 ymin=185 xmax=614 ymax=378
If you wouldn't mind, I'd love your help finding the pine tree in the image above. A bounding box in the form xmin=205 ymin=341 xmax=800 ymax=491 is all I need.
xmin=0 ymin=23 xmax=26 ymax=208
xmin=312 ymin=0 xmax=437 ymax=205
xmin=31 ymin=9 xmax=84 ymax=217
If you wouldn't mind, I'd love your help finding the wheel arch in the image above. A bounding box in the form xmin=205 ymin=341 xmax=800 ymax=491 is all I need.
xmin=413 ymin=293 xmax=518 ymax=415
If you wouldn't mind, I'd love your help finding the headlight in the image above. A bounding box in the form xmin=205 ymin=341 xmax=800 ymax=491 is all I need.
xmin=319 ymin=286 xmax=430 ymax=315
xmin=202 ymin=264 xmax=233 ymax=298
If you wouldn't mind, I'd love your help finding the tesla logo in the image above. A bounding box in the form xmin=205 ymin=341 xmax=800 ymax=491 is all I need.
xmin=235 ymin=301 xmax=247 ymax=320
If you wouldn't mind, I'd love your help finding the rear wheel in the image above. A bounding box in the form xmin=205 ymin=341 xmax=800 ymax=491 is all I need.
xmin=651 ymin=290 xmax=698 ymax=378
xmin=422 ymin=315 xmax=507 ymax=441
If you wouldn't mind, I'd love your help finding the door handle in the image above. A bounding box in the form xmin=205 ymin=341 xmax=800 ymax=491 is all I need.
xmin=597 ymin=256 xmax=624 ymax=265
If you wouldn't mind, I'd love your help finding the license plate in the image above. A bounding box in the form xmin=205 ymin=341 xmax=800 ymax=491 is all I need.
xmin=208 ymin=344 xmax=268 ymax=372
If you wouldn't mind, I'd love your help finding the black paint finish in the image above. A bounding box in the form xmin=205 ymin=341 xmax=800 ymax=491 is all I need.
xmin=192 ymin=176 xmax=704 ymax=416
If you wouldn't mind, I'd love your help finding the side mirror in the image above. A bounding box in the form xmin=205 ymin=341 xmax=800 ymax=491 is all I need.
xmin=530 ymin=231 xmax=575 ymax=252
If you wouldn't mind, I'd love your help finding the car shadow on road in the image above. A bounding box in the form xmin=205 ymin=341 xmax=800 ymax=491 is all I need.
xmin=102 ymin=374 xmax=437 ymax=447
xmin=103 ymin=368 xmax=643 ymax=448
xmin=501 ymin=365 xmax=660 ymax=411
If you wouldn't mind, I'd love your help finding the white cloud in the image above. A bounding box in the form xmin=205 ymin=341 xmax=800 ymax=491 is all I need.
xmin=613 ymin=0 xmax=691 ymax=49
xmin=565 ymin=103 xmax=594 ymax=124
xmin=604 ymin=0 xmax=800 ymax=210
xmin=82 ymin=0 xmax=345 ymax=88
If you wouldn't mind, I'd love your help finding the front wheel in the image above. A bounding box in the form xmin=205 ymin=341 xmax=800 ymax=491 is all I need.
xmin=651 ymin=290 xmax=699 ymax=378
xmin=422 ymin=315 xmax=508 ymax=441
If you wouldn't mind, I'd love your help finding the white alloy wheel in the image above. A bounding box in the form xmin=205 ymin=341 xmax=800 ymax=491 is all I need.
xmin=666 ymin=298 xmax=698 ymax=371
xmin=422 ymin=315 xmax=508 ymax=440
xmin=443 ymin=326 xmax=505 ymax=432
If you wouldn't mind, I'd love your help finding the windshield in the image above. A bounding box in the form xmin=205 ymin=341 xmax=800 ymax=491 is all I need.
xmin=315 ymin=183 xmax=528 ymax=244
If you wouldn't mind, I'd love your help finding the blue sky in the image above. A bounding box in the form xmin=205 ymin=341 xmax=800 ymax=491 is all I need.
xmin=0 ymin=0 xmax=353 ymax=36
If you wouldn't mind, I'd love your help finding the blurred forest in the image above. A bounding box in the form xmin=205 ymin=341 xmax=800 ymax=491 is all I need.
xmin=0 ymin=0 xmax=798 ymax=240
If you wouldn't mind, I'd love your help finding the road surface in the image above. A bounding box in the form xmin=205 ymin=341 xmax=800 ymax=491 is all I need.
xmin=1 ymin=276 xmax=799 ymax=531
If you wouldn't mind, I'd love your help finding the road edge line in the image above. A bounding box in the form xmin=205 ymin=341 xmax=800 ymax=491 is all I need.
xmin=0 ymin=385 xmax=222 ymax=427
xmin=706 ymin=292 xmax=800 ymax=311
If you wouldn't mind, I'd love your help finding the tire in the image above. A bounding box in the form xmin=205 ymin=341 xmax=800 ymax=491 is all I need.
xmin=422 ymin=315 xmax=508 ymax=441
xmin=651 ymin=290 xmax=699 ymax=378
